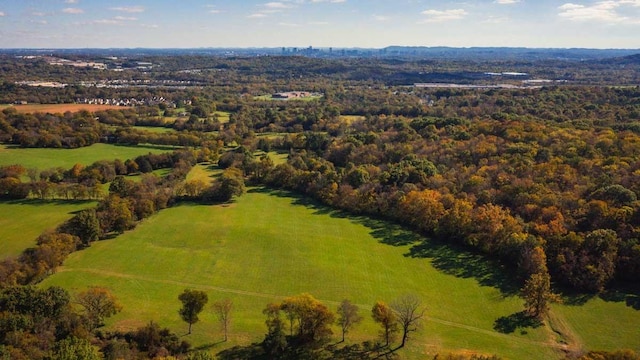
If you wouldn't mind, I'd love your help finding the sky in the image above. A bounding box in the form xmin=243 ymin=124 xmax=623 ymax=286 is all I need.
xmin=0 ymin=0 xmax=639 ymax=49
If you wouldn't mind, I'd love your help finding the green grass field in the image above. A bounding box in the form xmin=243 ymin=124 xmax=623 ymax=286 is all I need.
xmin=36 ymin=187 xmax=640 ymax=359
xmin=0 ymin=200 xmax=95 ymax=258
xmin=0 ymin=143 xmax=175 ymax=170
xmin=213 ymin=111 xmax=231 ymax=123
xmin=131 ymin=126 xmax=176 ymax=134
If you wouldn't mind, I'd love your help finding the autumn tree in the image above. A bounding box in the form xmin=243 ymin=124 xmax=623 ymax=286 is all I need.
xmin=76 ymin=287 xmax=122 ymax=330
xmin=280 ymin=293 xmax=335 ymax=345
xmin=212 ymin=298 xmax=233 ymax=342
xmin=336 ymin=299 xmax=362 ymax=342
xmin=391 ymin=294 xmax=426 ymax=348
xmin=522 ymin=271 xmax=560 ymax=320
xmin=371 ymin=301 xmax=398 ymax=347
xmin=178 ymin=289 xmax=208 ymax=334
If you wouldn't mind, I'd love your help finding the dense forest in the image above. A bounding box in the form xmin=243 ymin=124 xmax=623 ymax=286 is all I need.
xmin=0 ymin=53 xmax=639 ymax=359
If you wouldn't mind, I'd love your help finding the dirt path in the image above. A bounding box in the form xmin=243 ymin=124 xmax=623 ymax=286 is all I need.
xmin=59 ymin=266 xmax=575 ymax=351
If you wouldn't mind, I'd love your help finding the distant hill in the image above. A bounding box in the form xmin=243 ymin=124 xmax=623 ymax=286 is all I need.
xmin=2 ymin=46 xmax=639 ymax=62
xmin=381 ymin=46 xmax=640 ymax=61
xmin=595 ymin=53 xmax=640 ymax=65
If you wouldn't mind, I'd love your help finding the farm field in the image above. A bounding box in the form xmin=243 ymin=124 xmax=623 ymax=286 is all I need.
xmin=0 ymin=200 xmax=95 ymax=258
xmin=131 ymin=125 xmax=176 ymax=134
xmin=38 ymin=187 xmax=639 ymax=359
xmin=0 ymin=143 xmax=175 ymax=170
xmin=1 ymin=103 xmax=123 ymax=114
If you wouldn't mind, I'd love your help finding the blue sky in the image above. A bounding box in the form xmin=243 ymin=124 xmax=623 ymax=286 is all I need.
xmin=0 ymin=0 xmax=639 ymax=48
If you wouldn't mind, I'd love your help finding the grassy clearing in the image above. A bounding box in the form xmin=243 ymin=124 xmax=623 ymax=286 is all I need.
xmin=1 ymin=104 xmax=122 ymax=114
xmin=131 ymin=125 xmax=176 ymax=134
xmin=40 ymin=188 xmax=582 ymax=359
xmin=0 ymin=143 xmax=174 ymax=170
xmin=213 ymin=111 xmax=231 ymax=123
xmin=553 ymin=295 xmax=640 ymax=352
xmin=0 ymin=200 xmax=95 ymax=258
xmin=186 ymin=163 xmax=220 ymax=184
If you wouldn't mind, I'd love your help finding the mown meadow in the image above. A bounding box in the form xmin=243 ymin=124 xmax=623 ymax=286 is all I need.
xmin=0 ymin=200 xmax=95 ymax=258
xmin=38 ymin=186 xmax=640 ymax=359
xmin=0 ymin=143 xmax=174 ymax=171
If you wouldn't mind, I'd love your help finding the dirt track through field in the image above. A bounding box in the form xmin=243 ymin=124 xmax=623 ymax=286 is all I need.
xmin=60 ymin=266 xmax=576 ymax=352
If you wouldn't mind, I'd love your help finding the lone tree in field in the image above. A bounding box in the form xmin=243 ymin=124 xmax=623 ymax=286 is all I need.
xmin=391 ymin=294 xmax=426 ymax=349
xmin=212 ymin=298 xmax=233 ymax=341
xmin=522 ymin=270 xmax=560 ymax=320
xmin=178 ymin=289 xmax=208 ymax=334
xmin=336 ymin=299 xmax=362 ymax=342
xmin=371 ymin=301 xmax=398 ymax=347
xmin=76 ymin=287 xmax=122 ymax=330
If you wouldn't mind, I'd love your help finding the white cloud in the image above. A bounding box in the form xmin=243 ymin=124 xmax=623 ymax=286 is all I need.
xmin=278 ymin=22 xmax=300 ymax=27
xmin=65 ymin=0 xmax=79 ymax=3
xmin=310 ymin=0 xmax=346 ymax=3
xmin=308 ymin=21 xmax=329 ymax=25
xmin=494 ymin=0 xmax=520 ymax=4
xmin=248 ymin=13 xmax=267 ymax=18
xmin=0 ymin=12 xmax=5 ymax=17
xmin=114 ymin=16 xmax=137 ymax=21
xmin=265 ymin=2 xmax=293 ymax=9
xmin=110 ymin=6 xmax=145 ymax=13
xmin=420 ymin=9 xmax=468 ymax=22
xmin=32 ymin=12 xmax=46 ymax=16
xmin=62 ymin=8 xmax=84 ymax=14
xmin=558 ymin=1 xmax=639 ymax=23
xmin=209 ymin=10 xmax=221 ymax=14
xmin=93 ymin=19 xmax=121 ymax=25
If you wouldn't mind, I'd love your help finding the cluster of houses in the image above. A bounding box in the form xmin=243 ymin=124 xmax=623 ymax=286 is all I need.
xmin=45 ymin=57 xmax=108 ymax=70
xmin=75 ymin=97 xmax=174 ymax=107
xmin=271 ymin=91 xmax=316 ymax=99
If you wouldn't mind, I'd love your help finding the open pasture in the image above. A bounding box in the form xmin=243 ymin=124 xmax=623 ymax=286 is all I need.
xmin=36 ymin=187 xmax=639 ymax=359
xmin=0 ymin=143 xmax=174 ymax=171
xmin=1 ymin=104 xmax=123 ymax=114
xmin=0 ymin=200 xmax=95 ymax=258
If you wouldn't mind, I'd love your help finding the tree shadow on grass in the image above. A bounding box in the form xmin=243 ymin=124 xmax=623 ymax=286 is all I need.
xmin=598 ymin=283 xmax=640 ymax=311
xmin=2 ymin=198 xmax=95 ymax=207
xmin=191 ymin=340 xmax=226 ymax=352
xmin=216 ymin=341 xmax=395 ymax=360
xmin=249 ymin=186 xmax=520 ymax=297
xmin=406 ymin=240 xmax=520 ymax=296
xmin=493 ymin=311 xmax=542 ymax=334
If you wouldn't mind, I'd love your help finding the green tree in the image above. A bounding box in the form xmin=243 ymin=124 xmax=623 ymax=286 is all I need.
xmin=76 ymin=286 xmax=122 ymax=330
xmin=371 ymin=301 xmax=398 ymax=347
xmin=178 ymin=289 xmax=208 ymax=334
xmin=336 ymin=299 xmax=362 ymax=342
xmin=61 ymin=209 xmax=100 ymax=246
xmin=212 ymin=298 xmax=233 ymax=342
xmin=50 ymin=337 xmax=101 ymax=360
xmin=262 ymin=302 xmax=286 ymax=355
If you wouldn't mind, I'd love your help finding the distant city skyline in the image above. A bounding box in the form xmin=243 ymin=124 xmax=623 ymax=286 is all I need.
xmin=1 ymin=0 xmax=639 ymax=49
